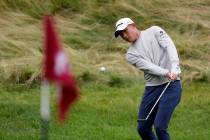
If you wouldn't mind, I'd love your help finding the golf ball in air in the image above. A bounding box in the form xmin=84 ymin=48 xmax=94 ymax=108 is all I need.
xmin=100 ymin=66 xmax=106 ymax=72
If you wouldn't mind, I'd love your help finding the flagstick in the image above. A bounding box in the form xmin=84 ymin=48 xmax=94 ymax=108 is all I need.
xmin=40 ymin=80 xmax=50 ymax=140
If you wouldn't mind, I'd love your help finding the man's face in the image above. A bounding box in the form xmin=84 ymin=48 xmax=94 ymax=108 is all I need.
xmin=120 ymin=24 xmax=138 ymax=43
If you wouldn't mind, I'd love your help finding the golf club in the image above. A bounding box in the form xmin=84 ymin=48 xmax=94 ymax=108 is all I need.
xmin=138 ymin=81 xmax=171 ymax=121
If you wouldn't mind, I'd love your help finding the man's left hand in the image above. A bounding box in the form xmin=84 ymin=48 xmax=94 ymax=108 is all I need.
xmin=169 ymin=72 xmax=177 ymax=81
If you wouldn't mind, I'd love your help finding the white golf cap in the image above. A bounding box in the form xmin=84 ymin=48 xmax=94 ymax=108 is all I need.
xmin=115 ymin=18 xmax=134 ymax=37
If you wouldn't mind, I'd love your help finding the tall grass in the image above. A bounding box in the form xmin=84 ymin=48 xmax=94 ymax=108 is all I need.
xmin=0 ymin=0 xmax=210 ymax=85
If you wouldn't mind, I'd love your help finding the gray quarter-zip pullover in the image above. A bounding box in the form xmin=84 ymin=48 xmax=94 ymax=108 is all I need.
xmin=126 ymin=26 xmax=181 ymax=86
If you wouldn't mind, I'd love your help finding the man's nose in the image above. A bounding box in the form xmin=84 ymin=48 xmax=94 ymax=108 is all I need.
xmin=122 ymin=32 xmax=128 ymax=39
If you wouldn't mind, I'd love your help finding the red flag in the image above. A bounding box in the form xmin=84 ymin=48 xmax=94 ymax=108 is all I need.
xmin=43 ymin=16 xmax=79 ymax=122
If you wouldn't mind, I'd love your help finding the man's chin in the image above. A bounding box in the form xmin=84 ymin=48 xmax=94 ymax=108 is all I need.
xmin=128 ymin=39 xmax=136 ymax=43
xmin=124 ymin=38 xmax=135 ymax=43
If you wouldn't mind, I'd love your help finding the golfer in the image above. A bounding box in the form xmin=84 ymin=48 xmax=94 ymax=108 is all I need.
xmin=114 ymin=18 xmax=182 ymax=140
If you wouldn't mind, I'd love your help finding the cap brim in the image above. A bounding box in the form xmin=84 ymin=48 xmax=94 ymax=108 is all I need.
xmin=115 ymin=30 xmax=122 ymax=38
xmin=114 ymin=23 xmax=128 ymax=38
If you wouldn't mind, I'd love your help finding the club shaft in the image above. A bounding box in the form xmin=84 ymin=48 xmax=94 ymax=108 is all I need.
xmin=138 ymin=82 xmax=171 ymax=121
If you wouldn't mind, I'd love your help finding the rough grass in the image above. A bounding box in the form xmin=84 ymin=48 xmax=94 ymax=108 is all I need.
xmin=0 ymin=0 xmax=210 ymax=84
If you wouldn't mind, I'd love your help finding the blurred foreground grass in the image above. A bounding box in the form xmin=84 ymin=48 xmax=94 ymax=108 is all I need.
xmin=0 ymin=81 xmax=210 ymax=140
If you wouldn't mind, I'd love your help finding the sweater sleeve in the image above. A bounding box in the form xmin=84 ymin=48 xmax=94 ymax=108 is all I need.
xmin=152 ymin=26 xmax=181 ymax=74
xmin=126 ymin=51 xmax=169 ymax=76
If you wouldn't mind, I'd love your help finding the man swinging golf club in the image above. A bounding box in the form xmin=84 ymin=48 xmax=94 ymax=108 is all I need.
xmin=115 ymin=18 xmax=182 ymax=140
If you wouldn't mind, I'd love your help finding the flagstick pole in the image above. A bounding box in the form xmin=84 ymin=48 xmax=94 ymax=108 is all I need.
xmin=40 ymin=80 xmax=50 ymax=140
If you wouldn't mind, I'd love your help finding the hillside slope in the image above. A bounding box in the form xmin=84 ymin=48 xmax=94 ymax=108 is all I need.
xmin=0 ymin=0 xmax=210 ymax=84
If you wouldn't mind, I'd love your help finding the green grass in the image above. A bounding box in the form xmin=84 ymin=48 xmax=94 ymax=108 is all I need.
xmin=0 ymin=81 xmax=210 ymax=140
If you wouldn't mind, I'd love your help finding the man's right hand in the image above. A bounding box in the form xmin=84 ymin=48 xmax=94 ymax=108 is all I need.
xmin=165 ymin=72 xmax=177 ymax=81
